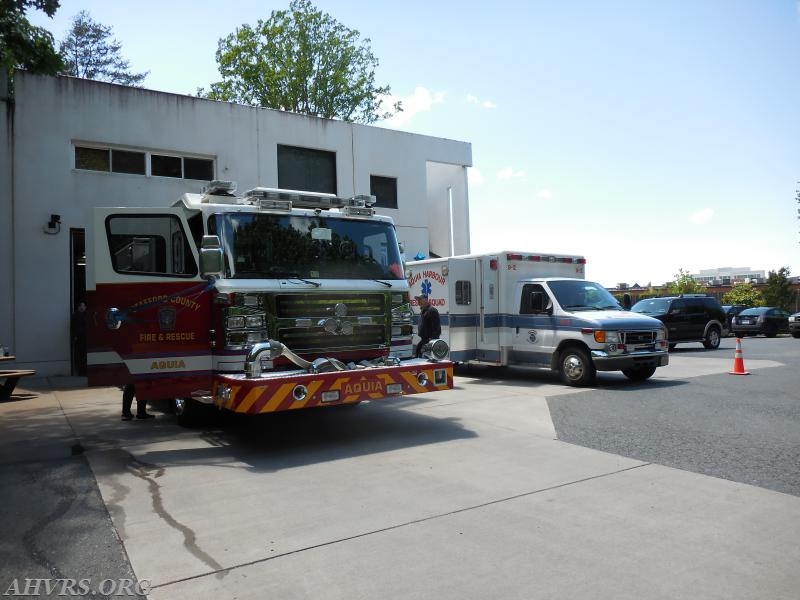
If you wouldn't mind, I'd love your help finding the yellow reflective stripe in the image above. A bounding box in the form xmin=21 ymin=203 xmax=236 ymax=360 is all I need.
xmin=401 ymin=371 xmax=426 ymax=393
xmin=330 ymin=377 xmax=349 ymax=390
xmin=238 ymin=386 xmax=267 ymax=413
xmin=296 ymin=380 xmax=324 ymax=409
xmin=261 ymin=382 xmax=294 ymax=413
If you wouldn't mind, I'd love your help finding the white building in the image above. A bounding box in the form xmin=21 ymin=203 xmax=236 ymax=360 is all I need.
xmin=692 ymin=267 xmax=766 ymax=286
xmin=0 ymin=71 xmax=472 ymax=375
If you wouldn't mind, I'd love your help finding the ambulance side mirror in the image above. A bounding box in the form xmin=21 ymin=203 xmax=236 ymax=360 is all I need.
xmin=530 ymin=292 xmax=553 ymax=315
xmin=200 ymin=235 xmax=224 ymax=278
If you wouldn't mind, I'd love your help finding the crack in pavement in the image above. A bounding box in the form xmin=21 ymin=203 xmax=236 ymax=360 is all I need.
xmin=148 ymin=461 xmax=651 ymax=591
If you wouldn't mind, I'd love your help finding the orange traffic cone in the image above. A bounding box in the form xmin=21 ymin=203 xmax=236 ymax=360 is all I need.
xmin=728 ymin=337 xmax=750 ymax=375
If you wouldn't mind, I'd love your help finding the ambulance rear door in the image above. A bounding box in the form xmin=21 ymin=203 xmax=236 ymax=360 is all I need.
xmin=445 ymin=257 xmax=478 ymax=362
xmin=475 ymin=255 xmax=501 ymax=363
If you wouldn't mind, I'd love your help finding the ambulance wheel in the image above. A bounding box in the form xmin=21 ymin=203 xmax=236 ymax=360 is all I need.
xmin=622 ymin=367 xmax=656 ymax=382
xmin=174 ymin=397 xmax=209 ymax=427
xmin=558 ymin=346 xmax=596 ymax=387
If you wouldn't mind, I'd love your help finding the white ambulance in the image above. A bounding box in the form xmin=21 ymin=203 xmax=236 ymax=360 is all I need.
xmin=406 ymin=251 xmax=669 ymax=386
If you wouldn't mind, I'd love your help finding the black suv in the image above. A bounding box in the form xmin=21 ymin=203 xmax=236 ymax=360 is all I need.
xmin=630 ymin=295 xmax=726 ymax=350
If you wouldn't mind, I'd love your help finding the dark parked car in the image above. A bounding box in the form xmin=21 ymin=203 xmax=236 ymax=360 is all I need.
xmin=789 ymin=312 xmax=800 ymax=338
xmin=731 ymin=307 xmax=790 ymax=338
xmin=630 ymin=295 xmax=726 ymax=350
xmin=720 ymin=304 xmax=747 ymax=335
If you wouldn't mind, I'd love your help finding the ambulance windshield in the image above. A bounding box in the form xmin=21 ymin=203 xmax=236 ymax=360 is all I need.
xmin=210 ymin=213 xmax=404 ymax=280
xmin=548 ymin=280 xmax=623 ymax=311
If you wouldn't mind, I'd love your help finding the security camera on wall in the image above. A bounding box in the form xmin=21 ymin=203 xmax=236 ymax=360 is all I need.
xmin=43 ymin=214 xmax=61 ymax=234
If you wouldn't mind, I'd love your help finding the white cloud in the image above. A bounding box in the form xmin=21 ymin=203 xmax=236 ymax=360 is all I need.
xmin=497 ymin=166 xmax=526 ymax=180
xmin=536 ymin=189 xmax=553 ymax=199
xmin=466 ymin=93 xmax=497 ymax=109
xmin=690 ymin=207 xmax=714 ymax=225
xmin=468 ymin=167 xmax=485 ymax=185
xmin=380 ymin=87 xmax=445 ymax=126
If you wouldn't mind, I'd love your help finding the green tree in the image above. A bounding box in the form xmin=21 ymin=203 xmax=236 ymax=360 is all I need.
xmin=0 ymin=0 xmax=64 ymax=78
xmin=58 ymin=10 xmax=147 ymax=86
xmin=667 ymin=268 xmax=704 ymax=295
xmin=202 ymin=0 xmax=399 ymax=123
xmin=761 ymin=267 xmax=793 ymax=310
xmin=721 ymin=282 xmax=763 ymax=308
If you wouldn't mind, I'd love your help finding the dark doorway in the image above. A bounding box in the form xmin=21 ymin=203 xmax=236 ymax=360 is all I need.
xmin=70 ymin=229 xmax=86 ymax=375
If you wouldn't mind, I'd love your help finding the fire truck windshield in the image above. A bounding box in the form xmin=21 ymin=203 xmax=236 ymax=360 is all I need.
xmin=210 ymin=213 xmax=405 ymax=280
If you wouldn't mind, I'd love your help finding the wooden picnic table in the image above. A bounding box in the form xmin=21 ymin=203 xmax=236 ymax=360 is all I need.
xmin=0 ymin=361 xmax=36 ymax=400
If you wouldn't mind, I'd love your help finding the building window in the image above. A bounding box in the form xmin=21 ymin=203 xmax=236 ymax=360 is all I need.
xmin=75 ymin=147 xmax=110 ymax=171
xmin=455 ymin=280 xmax=471 ymax=305
xmin=152 ymin=155 xmax=214 ymax=180
xmin=277 ymin=145 xmax=336 ymax=194
xmin=151 ymin=154 xmax=182 ymax=178
xmin=75 ymin=144 xmax=214 ymax=181
xmin=112 ymin=150 xmax=146 ymax=175
xmin=370 ymin=175 xmax=398 ymax=209
xmin=184 ymin=157 xmax=214 ymax=181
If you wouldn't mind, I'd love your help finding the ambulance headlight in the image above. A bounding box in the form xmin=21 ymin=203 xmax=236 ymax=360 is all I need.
xmin=593 ymin=330 xmax=620 ymax=344
xmin=421 ymin=339 xmax=449 ymax=361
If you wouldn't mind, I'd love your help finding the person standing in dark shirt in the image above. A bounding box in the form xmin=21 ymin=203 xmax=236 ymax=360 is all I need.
xmin=414 ymin=293 xmax=441 ymax=357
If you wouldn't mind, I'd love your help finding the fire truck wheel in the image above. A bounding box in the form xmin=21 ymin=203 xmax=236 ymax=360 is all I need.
xmin=558 ymin=346 xmax=596 ymax=387
xmin=174 ymin=397 xmax=210 ymax=427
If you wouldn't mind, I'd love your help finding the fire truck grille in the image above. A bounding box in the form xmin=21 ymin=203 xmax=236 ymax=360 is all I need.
xmin=275 ymin=293 xmax=386 ymax=318
xmin=621 ymin=330 xmax=657 ymax=345
xmin=277 ymin=325 xmax=387 ymax=352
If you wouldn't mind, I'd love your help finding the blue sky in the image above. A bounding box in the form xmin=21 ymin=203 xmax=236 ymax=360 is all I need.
xmin=30 ymin=0 xmax=800 ymax=287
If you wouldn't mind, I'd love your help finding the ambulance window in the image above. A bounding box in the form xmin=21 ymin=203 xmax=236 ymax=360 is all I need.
xmin=106 ymin=215 xmax=198 ymax=277
xmin=455 ymin=280 xmax=472 ymax=305
xmin=520 ymin=284 xmax=547 ymax=314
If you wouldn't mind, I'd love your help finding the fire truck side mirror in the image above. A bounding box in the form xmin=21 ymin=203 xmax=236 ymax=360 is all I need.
xmin=200 ymin=235 xmax=224 ymax=278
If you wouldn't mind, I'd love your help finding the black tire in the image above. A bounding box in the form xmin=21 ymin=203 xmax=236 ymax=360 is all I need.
xmin=792 ymin=331 xmax=800 ymax=339
xmin=702 ymin=326 xmax=721 ymax=349
xmin=765 ymin=325 xmax=778 ymax=338
xmin=622 ymin=367 xmax=657 ymax=382
xmin=174 ymin=397 xmax=213 ymax=427
xmin=558 ymin=346 xmax=596 ymax=387
xmin=668 ymin=343 xmax=677 ymax=351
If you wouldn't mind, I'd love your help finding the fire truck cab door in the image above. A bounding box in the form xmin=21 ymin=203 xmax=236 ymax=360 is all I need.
xmin=86 ymin=207 xmax=213 ymax=401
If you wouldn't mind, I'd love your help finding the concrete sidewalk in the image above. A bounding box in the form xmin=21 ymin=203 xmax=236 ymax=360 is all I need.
xmin=1 ymin=369 xmax=799 ymax=600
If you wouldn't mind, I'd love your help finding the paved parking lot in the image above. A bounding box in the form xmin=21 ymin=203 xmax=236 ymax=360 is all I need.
xmin=1 ymin=336 xmax=799 ymax=599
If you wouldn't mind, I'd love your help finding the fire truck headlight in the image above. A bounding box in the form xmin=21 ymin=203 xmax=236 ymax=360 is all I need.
xmin=245 ymin=315 xmax=264 ymax=328
xmin=227 ymin=315 xmax=245 ymax=329
xmin=246 ymin=331 xmax=268 ymax=343
xmin=421 ymin=339 xmax=449 ymax=361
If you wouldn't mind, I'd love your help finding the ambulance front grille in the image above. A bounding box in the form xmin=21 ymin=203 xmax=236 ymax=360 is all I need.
xmin=621 ymin=330 xmax=657 ymax=345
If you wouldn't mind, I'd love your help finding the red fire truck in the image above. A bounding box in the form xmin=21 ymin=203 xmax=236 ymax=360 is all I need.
xmin=87 ymin=182 xmax=453 ymax=425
